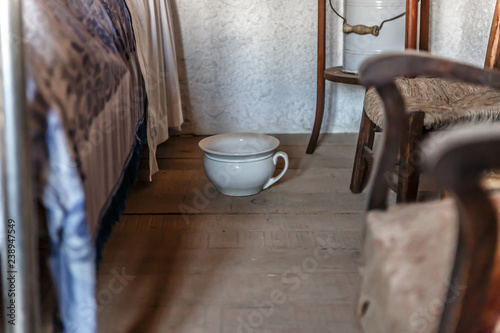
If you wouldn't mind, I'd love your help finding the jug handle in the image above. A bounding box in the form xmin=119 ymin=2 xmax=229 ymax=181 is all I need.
xmin=343 ymin=23 xmax=379 ymax=36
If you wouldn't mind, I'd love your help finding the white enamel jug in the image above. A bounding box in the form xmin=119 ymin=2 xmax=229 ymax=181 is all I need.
xmin=342 ymin=0 xmax=406 ymax=74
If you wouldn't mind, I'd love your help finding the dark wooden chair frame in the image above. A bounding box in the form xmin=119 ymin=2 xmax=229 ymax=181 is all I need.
xmin=360 ymin=52 xmax=500 ymax=332
xmin=351 ymin=0 xmax=500 ymax=203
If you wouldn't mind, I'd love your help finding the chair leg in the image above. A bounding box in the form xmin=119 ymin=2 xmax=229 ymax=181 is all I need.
xmin=350 ymin=109 xmax=376 ymax=193
xmin=397 ymin=111 xmax=425 ymax=203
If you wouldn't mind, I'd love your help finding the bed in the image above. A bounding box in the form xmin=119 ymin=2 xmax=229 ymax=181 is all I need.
xmin=1 ymin=0 xmax=182 ymax=331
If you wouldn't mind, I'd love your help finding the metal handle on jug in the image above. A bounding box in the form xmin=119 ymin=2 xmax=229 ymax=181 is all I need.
xmin=342 ymin=23 xmax=379 ymax=36
xmin=330 ymin=0 xmax=407 ymax=37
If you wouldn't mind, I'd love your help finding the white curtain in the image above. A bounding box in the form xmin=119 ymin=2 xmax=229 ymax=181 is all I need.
xmin=124 ymin=0 xmax=183 ymax=178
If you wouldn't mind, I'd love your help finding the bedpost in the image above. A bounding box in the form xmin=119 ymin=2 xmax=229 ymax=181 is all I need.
xmin=0 ymin=0 xmax=42 ymax=331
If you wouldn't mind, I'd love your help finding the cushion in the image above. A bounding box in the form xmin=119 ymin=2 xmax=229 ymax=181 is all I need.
xmin=357 ymin=192 xmax=500 ymax=333
xmin=364 ymin=78 xmax=500 ymax=129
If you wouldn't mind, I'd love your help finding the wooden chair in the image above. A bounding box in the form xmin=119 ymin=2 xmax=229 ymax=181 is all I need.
xmin=306 ymin=0 xmax=429 ymax=155
xmin=349 ymin=0 xmax=500 ymax=203
xmin=357 ymin=52 xmax=500 ymax=332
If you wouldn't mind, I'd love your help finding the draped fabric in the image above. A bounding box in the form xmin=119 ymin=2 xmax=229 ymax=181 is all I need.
xmin=124 ymin=0 xmax=183 ymax=177
xmin=22 ymin=0 xmax=146 ymax=331
xmin=1 ymin=0 xmax=183 ymax=330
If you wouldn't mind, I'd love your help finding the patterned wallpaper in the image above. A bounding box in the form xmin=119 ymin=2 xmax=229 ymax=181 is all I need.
xmin=172 ymin=0 xmax=497 ymax=134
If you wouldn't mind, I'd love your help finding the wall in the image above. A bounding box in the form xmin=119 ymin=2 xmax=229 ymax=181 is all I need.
xmin=172 ymin=0 xmax=497 ymax=135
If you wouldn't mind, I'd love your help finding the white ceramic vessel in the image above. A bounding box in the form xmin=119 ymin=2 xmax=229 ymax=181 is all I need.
xmin=199 ymin=133 xmax=289 ymax=196
xmin=343 ymin=0 xmax=405 ymax=74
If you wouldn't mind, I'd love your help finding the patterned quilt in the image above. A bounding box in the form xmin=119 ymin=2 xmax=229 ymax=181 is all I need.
xmin=22 ymin=0 xmax=146 ymax=331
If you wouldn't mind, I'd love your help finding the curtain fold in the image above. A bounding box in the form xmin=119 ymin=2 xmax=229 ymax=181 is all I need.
xmin=124 ymin=0 xmax=184 ymax=178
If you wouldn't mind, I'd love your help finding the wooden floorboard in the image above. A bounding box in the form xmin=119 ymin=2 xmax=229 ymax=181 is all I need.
xmin=98 ymin=134 xmax=364 ymax=333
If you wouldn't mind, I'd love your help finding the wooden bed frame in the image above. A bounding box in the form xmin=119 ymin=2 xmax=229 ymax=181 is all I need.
xmin=0 ymin=0 xmax=41 ymax=331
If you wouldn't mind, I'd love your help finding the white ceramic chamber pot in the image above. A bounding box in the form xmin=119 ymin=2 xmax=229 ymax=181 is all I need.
xmin=198 ymin=133 xmax=289 ymax=196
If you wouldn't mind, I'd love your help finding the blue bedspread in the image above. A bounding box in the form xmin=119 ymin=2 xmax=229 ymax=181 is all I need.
xmin=23 ymin=0 xmax=146 ymax=331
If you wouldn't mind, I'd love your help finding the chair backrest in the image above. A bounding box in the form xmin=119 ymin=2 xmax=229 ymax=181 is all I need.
xmin=485 ymin=0 xmax=500 ymax=69
xmin=359 ymin=52 xmax=500 ymax=332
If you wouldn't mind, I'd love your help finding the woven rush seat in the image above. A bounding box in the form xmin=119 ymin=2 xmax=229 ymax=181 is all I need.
xmin=364 ymin=78 xmax=500 ymax=129
xmin=357 ymin=192 xmax=500 ymax=333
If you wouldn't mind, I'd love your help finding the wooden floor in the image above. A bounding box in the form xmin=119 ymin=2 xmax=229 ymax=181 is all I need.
xmin=98 ymin=134 xmax=366 ymax=333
